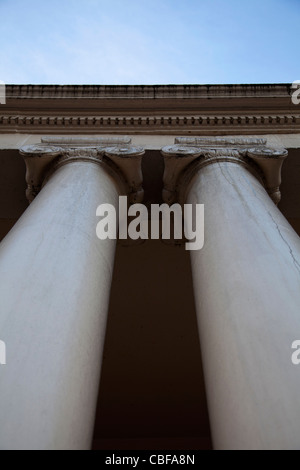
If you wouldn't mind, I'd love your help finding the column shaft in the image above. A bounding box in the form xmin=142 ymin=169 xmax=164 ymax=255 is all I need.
xmin=0 ymin=161 xmax=118 ymax=450
xmin=188 ymin=161 xmax=300 ymax=450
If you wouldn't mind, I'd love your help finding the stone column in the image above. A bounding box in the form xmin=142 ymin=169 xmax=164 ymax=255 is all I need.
xmin=162 ymin=137 xmax=300 ymax=450
xmin=0 ymin=137 xmax=144 ymax=450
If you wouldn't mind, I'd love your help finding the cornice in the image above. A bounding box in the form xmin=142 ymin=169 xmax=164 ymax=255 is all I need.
xmin=161 ymin=137 xmax=288 ymax=205
xmin=4 ymin=84 xmax=293 ymax=100
xmin=1 ymin=84 xmax=299 ymax=135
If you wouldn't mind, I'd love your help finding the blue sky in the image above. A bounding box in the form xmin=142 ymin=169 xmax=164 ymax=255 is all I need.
xmin=0 ymin=0 xmax=299 ymax=85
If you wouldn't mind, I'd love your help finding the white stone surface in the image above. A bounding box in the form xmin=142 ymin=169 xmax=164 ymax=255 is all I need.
xmin=0 ymin=161 xmax=119 ymax=450
xmin=188 ymin=162 xmax=300 ymax=450
xmin=1 ymin=133 xmax=300 ymax=151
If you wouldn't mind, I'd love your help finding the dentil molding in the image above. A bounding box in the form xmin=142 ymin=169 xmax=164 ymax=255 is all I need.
xmin=1 ymin=114 xmax=299 ymax=135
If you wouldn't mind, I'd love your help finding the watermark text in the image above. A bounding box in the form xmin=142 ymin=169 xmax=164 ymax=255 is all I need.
xmin=96 ymin=196 xmax=204 ymax=251
xmin=0 ymin=340 xmax=6 ymax=365
xmin=291 ymin=340 xmax=300 ymax=365
xmin=0 ymin=81 xmax=6 ymax=105
xmin=291 ymin=81 xmax=300 ymax=105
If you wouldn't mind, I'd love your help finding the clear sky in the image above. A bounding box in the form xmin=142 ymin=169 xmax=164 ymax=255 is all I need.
xmin=0 ymin=0 xmax=299 ymax=85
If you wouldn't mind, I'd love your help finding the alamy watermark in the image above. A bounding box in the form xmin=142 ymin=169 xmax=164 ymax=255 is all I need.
xmin=0 ymin=340 xmax=6 ymax=365
xmin=0 ymin=80 xmax=6 ymax=105
xmin=96 ymin=196 xmax=204 ymax=251
xmin=291 ymin=81 xmax=300 ymax=105
xmin=291 ymin=340 xmax=300 ymax=365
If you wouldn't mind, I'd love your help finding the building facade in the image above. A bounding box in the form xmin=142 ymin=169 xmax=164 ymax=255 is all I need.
xmin=0 ymin=84 xmax=299 ymax=450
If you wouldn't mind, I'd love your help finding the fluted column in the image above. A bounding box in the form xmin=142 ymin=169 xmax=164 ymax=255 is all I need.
xmin=0 ymin=137 xmax=144 ymax=450
xmin=162 ymin=137 xmax=300 ymax=450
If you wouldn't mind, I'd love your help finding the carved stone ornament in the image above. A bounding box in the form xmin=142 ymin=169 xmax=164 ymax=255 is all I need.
xmin=20 ymin=137 xmax=145 ymax=203
xmin=161 ymin=137 xmax=288 ymax=205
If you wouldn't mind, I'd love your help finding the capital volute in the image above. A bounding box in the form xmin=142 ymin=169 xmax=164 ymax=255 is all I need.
xmin=20 ymin=137 xmax=145 ymax=203
xmin=161 ymin=137 xmax=288 ymax=205
xmin=246 ymin=147 xmax=288 ymax=205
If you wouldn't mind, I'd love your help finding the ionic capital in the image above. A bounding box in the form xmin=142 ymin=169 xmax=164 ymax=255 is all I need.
xmin=20 ymin=137 xmax=145 ymax=203
xmin=161 ymin=137 xmax=288 ymax=205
